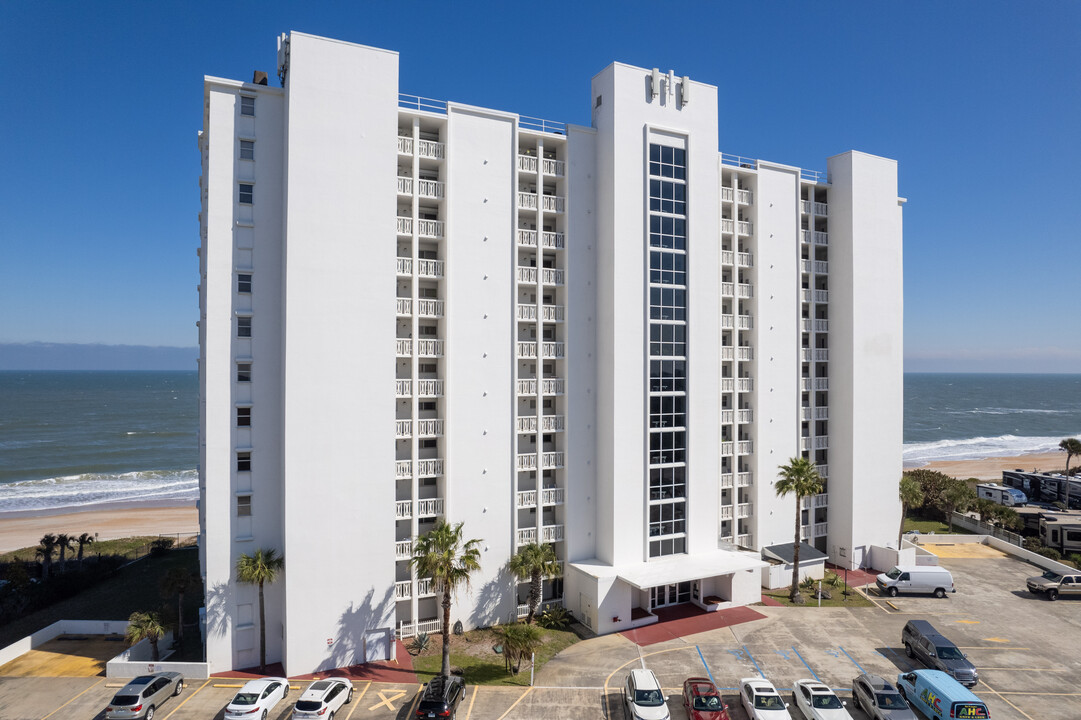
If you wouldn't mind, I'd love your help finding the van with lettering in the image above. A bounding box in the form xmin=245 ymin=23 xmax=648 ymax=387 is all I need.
xmin=895 ymin=670 xmax=989 ymax=720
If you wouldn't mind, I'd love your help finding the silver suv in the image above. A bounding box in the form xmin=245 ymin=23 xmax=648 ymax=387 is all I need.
xmin=1026 ymin=570 xmax=1081 ymax=600
xmin=624 ymin=668 xmax=670 ymax=720
xmin=105 ymin=673 xmax=184 ymax=720
xmin=901 ymin=620 xmax=978 ymax=687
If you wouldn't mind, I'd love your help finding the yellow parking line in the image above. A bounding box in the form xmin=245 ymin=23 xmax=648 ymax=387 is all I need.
xmin=42 ymin=677 xmax=106 ymax=720
xmin=406 ymin=684 xmax=423 ymax=716
xmin=980 ymin=680 xmax=1036 ymax=720
xmin=463 ymin=684 xmax=479 ymax=720
xmin=495 ymin=686 xmax=533 ymax=720
xmin=342 ymin=681 xmax=370 ymax=720
xmin=213 ymin=682 xmax=246 ymax=687
xmin=162 ymin=678 xmax=212 ymax=719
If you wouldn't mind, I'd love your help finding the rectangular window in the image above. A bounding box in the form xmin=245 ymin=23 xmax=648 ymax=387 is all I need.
xmin=649 ymin=360 xmax=686 ymax=392
xmin=237 ymin=407 xmax=251 ymax=427
xmin=649 ymin=215 xmax=686 ymax=250
xmin=239 ymin=140 xmax=254 ymax=160
xmin=649 ymin=287 xmax=687 ymax=322
xmin=418 ymin=400 xmax=437 ymax=412
xmin=650 ymin=251 xmax=686 ymax=286
xmin=649 ymin=179 xmax=687 ymax=215
xmin=649 ymin=323 xmax=686 ymax=357
xmin=648 ymin=144 xmax=686 ymax=180
xmin=237 ymin=452 xmax=251 ymax=472
xmin=237 ymin=363 xmax=252 ymax=382
xmin=419 ymin=438 xmax=437 ymax=449
xmin=239 ymin=183 xmax=254 ymax=205
xmin=649 ymin=466 xmax=686 ymax=500
xmin=649 ymin=430 xmax=686 ymax=465
xmin=237 ymin=273 xmax=252 ymax=293
xmin=237 ymin=316 xmax=252 ymax=338
xmin=237 ymin=495 xmax=252 ymax=517
xmin=240 ymin=95 xmax=255 ymax=116
xmin=649 ymin=395 xmax=687 ymax=429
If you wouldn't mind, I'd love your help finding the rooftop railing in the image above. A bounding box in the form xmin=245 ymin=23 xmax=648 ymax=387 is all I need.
xmin=399 ymin=94 xmax=447 ymax=114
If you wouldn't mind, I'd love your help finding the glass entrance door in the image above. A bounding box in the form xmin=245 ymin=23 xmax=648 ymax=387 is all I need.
xmin=651 ymin=581 xmax=693 ymax=609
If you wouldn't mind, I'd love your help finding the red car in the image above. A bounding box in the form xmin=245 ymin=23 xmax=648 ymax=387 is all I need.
xmin=683 ymin=677 xmax=730 ymax=720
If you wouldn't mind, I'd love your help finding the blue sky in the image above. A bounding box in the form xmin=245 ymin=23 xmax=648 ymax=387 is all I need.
xmin=1 ymin=1 xmax=1078 ymax=372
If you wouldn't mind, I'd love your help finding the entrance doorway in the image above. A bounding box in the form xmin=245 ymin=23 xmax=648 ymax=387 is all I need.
xmin=650 ymin=581 xmax=692 ymax=609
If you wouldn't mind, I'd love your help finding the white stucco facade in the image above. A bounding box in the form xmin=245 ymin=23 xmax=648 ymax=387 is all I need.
xmin=198 ymin=31 xmax=903 ymax=675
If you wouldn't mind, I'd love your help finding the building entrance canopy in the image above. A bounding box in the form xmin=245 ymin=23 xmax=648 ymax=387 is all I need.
xmin=571 ymin=549 xmax=766 ymax=590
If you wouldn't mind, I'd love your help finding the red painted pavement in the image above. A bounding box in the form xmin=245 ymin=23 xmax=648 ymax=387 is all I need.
xmin=620 ymin=604 xmax=766 ymax=646
xmin=759 ymin=594 xmax=784 ymax=607
xmin=826 ymin=563 xmax=879 ymax=587
xmin=212 ymin=640 xmax=419 ymax=684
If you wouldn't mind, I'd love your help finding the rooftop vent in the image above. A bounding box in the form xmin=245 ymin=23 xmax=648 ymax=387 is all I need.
xmin=252 ymin=71 xmax=268 ymax=86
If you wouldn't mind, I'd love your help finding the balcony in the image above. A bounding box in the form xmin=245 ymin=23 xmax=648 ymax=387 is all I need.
xmin=417 ymin=379 xmax=444 ymax=396
xmin=721 ymin=409 xmax=733 ymax=423
xmin=814 ymin=202 xmax=828 ymax=215
xmin=720 ymin=441 xmax=733 ymax=455
xmin=814 ymin=261 xmax=828 ymax=274
xmin=814 ymin=231 xmax=828 ymax=246
xmin=737 ymin=283 xmax=753 ymax=299
xmin=417 ymin=219 xmax=445 ymax=239
xmin=815 ymin=349 xmax=829 ymax=362
xmin=395 ymin=460 xmax=412 ymax=479
xmin=517 ymin=342 xmax=565 ymax=359
xmin=515 ymin=452 xmax=565 ymax=471
xmin=542 ymin=268 xmax=564 ymax=286
xmin=737 ymin=472 xmax=753 ymax=487
xmin=396 ymin=298 xmax=412 ymax=316
xmin=721 ymin=187 xmax=734 ymax=202
xmin=518 ymin=192 xmax=538 ymax=211
xmin=737 ymin=221 xmax=753 ymax=236
xmin=720 ymin=378 xmax=734 ymax=392
xmin=396 ymin=257 xmax=412 ymax=275
xmin=395 ymin=580 xmax=412 ymax=600
xmin=720 ymin=347 xmax=734 ymax=361
xmin=418 ymin=179 xmax=445 ymax=200
xmin=814 ymin=290 xmax=829 ymax=303
xmin=541 ymin=195 xmax=565 ymax=213
xmin=737 ymin=252 xmax=753 ymax=268
xmin=417 ymin=458 xmax=444 ymax=476
xmin=737 ymin=440 xmax=753 ymax=454
xmin=737 ymin=315 xmax=753 ymax=330
xmin=417 ymin=419 xmax=444 ymax=436
xmin=815 ymin=436 xmax=829 ymax=450
xmin=736 ymin=533 xmax=753 ymax=548
xmin=418 ymin=259 xmax=444 ymax=278
xmin=517 ymin=154 xmax=538 ymax=173
xmin=813 ymin=522 xmax=828 ymax=537
xmin=720 ymin=282 xmax=734 ymax=298
xmin=721 ymin=218 xmax=734 ymax=234
xmin=542 ymin=524 xmax=564 ymax=542
xmin=802 ymin=493 xmax=829 ymax=509
xmin=417 ymin=339 xmax=444 ymax=357
xmin=721 ymin=250 xmax=734 ymax=265
xmin=816 ymin=465 xmax=829 ymax=479
xmin=800 ymin=378 xmax=811 ymax=392
xmin=737 ymin=503 xmax=753 ymax=519
xmin=417 ymin=299 xmax=445 ymax=318
xmin=397 ymin=217 xmax=412 ymax=235
xmin=417 ymin=140 xmax=445 ymax=160
xmin=736 ymin=189 xmax=753 ymax=204
xmin=814 ymin=378 xmax=829 ymax=391
xmin=517 ymin=304 xmax=565 ymax=322
xmin=737 ymin=346 xmax=753 ymax=361
xmin=395 ymin=379 xmax=412 ymax=397
xmin=737 ymin=408 xmax=753 ymax=423
xmin=395 ymin=539 xmax=412 ymax=561
xmin=395 ymin=500 xmax=412 ymax=519
xmin=516 ymin=415 xmax=565 ymax=433
xmin=720 ymin=506 xmax=733 ymax=520
xmin=542 ymin=158 xmax=566 ymax=176
xmin=395 ymin=420 xmax=411 ymax=438
xmin=517 ymin=229 xmax=565 ymax=249
xmin=396 ymin=136 xmax=413 ymax=155
xmin=516 ymin=487 xmax=565 ymax=508
xmin=801 ymin=289 xmax=812 ymax=304
xmin=517 ymin=378 xmax=565 ymax=395
xmin=396 ymin=339 xmax=412 ymax=356
xmin=815 ymin=319 xmax=829 ymax=333
xmin=800 ymin=200 xmax=812 ymax=214
xmin=417 ymin=577 xmax=438 ymax=596
xmin=815 ymin=407 xmax=828 ymax=420
xmin=397 ymin=176 xmax=413 ymax=195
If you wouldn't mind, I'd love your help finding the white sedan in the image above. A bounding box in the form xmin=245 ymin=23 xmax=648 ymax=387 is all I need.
xmin=792 ymin=679 xmax=853 ymax=720
xmin=224 ymin=677 xmax=289 ymax=720
xmin=739 ymin=678 xmax=790 ymax=720
xmin=292 ymin=678 xmax=353 ymax=719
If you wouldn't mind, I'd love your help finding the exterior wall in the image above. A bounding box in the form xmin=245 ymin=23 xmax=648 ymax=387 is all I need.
xmin=279 ymin=34 xmax=399 ymax=673
xmin=751 ymin=163 xmax=803 ymax=549
xmin=444 ymin=104 xmax=517 ymax=628
xmin=825 ymin=151 xmax=903 ymax=570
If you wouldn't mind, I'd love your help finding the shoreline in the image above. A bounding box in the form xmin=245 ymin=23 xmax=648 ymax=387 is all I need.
xmin=905 ymin=451 xmax=1068 ymax=482
xmin=0 ymin=503 xmax=198 ymax=554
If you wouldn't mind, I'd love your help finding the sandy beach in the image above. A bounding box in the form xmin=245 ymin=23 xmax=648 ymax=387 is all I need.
xmin=910 ymin=451 xmax=1068 ymax=482
xmin=0 ymin=505 xmax=198 ymax=554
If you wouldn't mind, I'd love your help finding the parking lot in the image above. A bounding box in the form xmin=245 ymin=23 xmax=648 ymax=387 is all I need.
xmin=1 ymin=551 xmax=1079 ymax=719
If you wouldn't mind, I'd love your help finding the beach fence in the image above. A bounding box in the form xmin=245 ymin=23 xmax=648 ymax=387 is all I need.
xmin=950 ymin=512 xmax=1023 ymax=547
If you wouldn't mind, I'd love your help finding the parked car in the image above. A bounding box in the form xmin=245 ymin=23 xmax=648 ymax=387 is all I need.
xmin=224 ymin=677 xmax=289 ymax=720
xmin=895 ymin=670 xmax=989 ymax=720
xmin=850 ymin=673 xmax=918 ymax=720
xmin=1026 ymin=569 xmax=1081 ymax=600
xmin=682 ymin=677 xmax=729 ymax=720
xmin=739 ymin=677 xmax=789 ymax=720
xmin=875 ymin=565 xmax=955 ymax=598
xmin=624 ymin=668 xmax=671 ymax=720
xmin=791 ymin=679 xmax=852 ymax=720
xmin=416 ymin=675 xmax=466 ymax=719
xmin=902 ymin=619 xmax=978 ymax=687
xmin=292 ymin=678 xmax=353 ymax=719
xmin=105 ymin=672 xmax=185 ymax=720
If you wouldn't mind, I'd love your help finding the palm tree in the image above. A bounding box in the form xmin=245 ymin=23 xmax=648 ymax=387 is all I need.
xmin=126 ymin=610 xmax=169 ymax=661
xmin=775 ymin=457 xmax=824 ymax=604
xmin=1060 ymin=438 xmax=1081 ymax=478
xmin=36 ymin=533 xmax=58 ymax=582
xmin=509 ymin=543 xmax=561 ymax=624
xmin=160 ymin=568 xmax=198 ymax=642
xmin=495 ymin=622 xmax=543 ymax=674
xmin=410 ymin=520 xmax=482 ymax=678
xmin=898 ymin=475 xmax=925 ymax=548
xmin=76 ymin=533 xmax=94 ymax=569
xmin=55 ymin=533 xmax=73 ymax=573
xmin=236 ymin=548 xmax=285 ymax=672
xmin=939 ymin=479 xmax=976 ymax=532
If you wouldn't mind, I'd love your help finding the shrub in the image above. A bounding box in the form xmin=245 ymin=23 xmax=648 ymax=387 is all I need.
xmin=1036 ymin=547 xmax=1062 ymax=561
xmin=408 ymin=632 xmax=430 ymax=655
xmin=150 ymin=538 xmax=175 ymax=557
xmin=536 ymin=605 xmax=571 ymax=630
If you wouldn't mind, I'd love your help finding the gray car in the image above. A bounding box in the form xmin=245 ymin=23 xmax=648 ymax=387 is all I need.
xmin=901 ymin=619 xmax=978 ymax=687
xmin=104 ymin=672 xmax=185 ymax=720
xmin=850 ymin=674 xmax=917 ymax=720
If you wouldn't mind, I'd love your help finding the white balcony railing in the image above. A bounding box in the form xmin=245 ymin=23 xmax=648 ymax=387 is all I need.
xmin=397 ymin=136 xmax=413 ymax=154
xmin=815 ymin=349 xmax=829 ymax=362
xmin=815 ymin=261 xmax=829 ymax=274
xmin=395 ymin=460 xmax=412 ymax=479
xmin=517 ymin=154 xmax=538 ymax=172
xmin=720 ymin=378 xmax=734 ymax=392
xmin=417 ymin=379 xmax=444 ymax=396
xmin=516 ymin=597 xmax=564 ymax=620
xmin=542 ymin=231 xmax=564 ymax=249
xmin=817 ymin=464 xmax=829 ymax=479
xmin=737 ymin=283 xmax=753 ymax=298
xmin=542 ymin=342 xmax=565 ymax=358
xmin=395 ymin=540 xmax=412 ymax=560
xmin=397 ymin=176 xmax=413 ymax=194
xmin=814 ymin=290 xmax=829 ymax=304
xmin=418 ymin=259 xmax=444 ymax=278
xmin=417 ymin=140 xmax=445 ymax=160
xmin=418 ymin=179 xmax=445 ymax=199
xmin=541 ymin=487 xmax=564 ymax=505
xmin=736 ymin=189 xmax=753 ymax=204
xmin=720 ymin=441 xmax=733 ymax=455
xmin=814 ymin=378 xmax=829 ymax=391
xmin=721 ymin=187 xmax=734 ymax=202
xmin=737 ymin=221 xmax=753 ymax=235
xmin=736 ymin=534 xmax=753 ymax=548
xmin=542 ymin=452 xmax=564 ymax=469
xmin=801 ymin=230 xmax=812 ymax=244
xmin=720 ymin=315 xmax=734 ymax=330
xmin=737 ymin=503 xmax=753 ymax=518
xmin=721 ymin=347 xmax=734 ymax=361
xmin=721 ymin=409 xmax=733 ymax=423
xmin=417 ymin=219 xmax=445 ymax=239
xmin=738 ymin=440 xmax=753 ymax=454
xmin=517 ymin=266 xmax=537 ymax=283
xmin=815 ymin=436 xmax=829 ymax=450
xmin=737 ymin=315 xmax=753 ymax=330
xmin=396 ymin=500 xmax=412 ymax=519
xmin=417 ymin=339 xmax=444 ymax=357
xmin=516 ymin=490 xmax=537 ymax=508
xmin=721 ymin=250 xmax=734 ymax=265
xmin=800 ymin=378 xmax=811 ymax=392
xmin=396 ymin=339 xmax=412 ymax=356
xmin=815 ymin=407 xmax=829 ymax=420
xmin=395 ymin=580 xmax=411 ymax=600
xmin=396 ymin=216 xmax=412 ymax=235
xmin=395 ymin=379 xmax=412 ymax=397
xmin=737 ymin=409 xmax=753 ymax=423
xmin=721 ymin=218 xmax=734 ymax=234
xmin=417 ymin=299 xmax=445 ymax=317
xmin=737 ymin=252 xmax=753 ymax=268
xmin=541 ymin=378 xmax=564 ymax=395
xmin=801 ymin=200 xmax=812 ymax=214
xmin=720 ymin=506 xmax=733 ymax=520
xmin=396 ymin=298 xmax=412 ymax=315
xmin=517 ymin=454 xmax=538 ymax=471
xmin=541 ymin=268 xmax=564 ymax=286
xmin=395 ymin=420 xmax=411 ymax=438
xmin=417 ymin=458 xmax=444 ymax=476
xmin=517 ymin=229 xmax=538 ymax=247
xmin=814 ymin=202 xmax=828 ymax=215
xmin=519 ymin=415 xmax=565 ymax=432
xmin=801 ymin=289 xmax=813 ymax=304
xmin=737 ymin=472 xmax=753 ymax=487
xmin=517 ymin=527 xmax=537 ymax=545
xmin=417 ymin=498 xmax=444 ymax=516
xmin=417 ymin=419 xmax=444 ymax=436
xmin=814 ymin=231 xmax=828 ymax=245
xmin=541 ymin=195 xmax=565 ymax=213
xmin=417 ymin=577 xmax=438 ymax=596
xmin=737 ymin=346 xmax=753 ymax=361
xmin=541 ymin=524 xmax=564 ymax=542
xmin=517 ymin=342 xmax=537 ymax=359
xmin=720 ymin=473 xmax=734 ymax=488
xmin=518 ymin=192 xmax=538 ymax=210
xmin=542 ymin=158 xmax=566 ymax=176
xmin=396 ymin=257 xmax=412 ymax=275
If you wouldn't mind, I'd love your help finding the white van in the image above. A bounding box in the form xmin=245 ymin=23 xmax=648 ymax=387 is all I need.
xmin=876 ymin=565 xmax=955 ymax=598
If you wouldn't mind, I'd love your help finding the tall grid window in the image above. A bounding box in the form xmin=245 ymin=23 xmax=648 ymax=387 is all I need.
xmin=647 ymin=141 xmax=688 ymax=559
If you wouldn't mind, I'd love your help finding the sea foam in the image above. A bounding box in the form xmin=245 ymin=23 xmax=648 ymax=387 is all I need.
xmin=903 ymin=433 xmax=1079 ymax=465
xmin=0 ymin=469 xmax=198 ymax=514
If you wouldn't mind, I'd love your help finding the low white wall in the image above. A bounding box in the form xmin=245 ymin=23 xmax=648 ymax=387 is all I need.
xmin=984 ymin=535 xmax=1076 ymax=575
xmin=761 ymin=560 xmax=824 ymax=589
xmin=107 ymin=659 xmax=211 ymax=679
xmin=0 ymin=619 xmax=128 ymax=669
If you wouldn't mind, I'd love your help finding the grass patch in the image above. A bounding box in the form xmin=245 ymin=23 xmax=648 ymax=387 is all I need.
xmin=763 ymin=572 xmax=873 ymax=608
xmin=903 ymin=515 xmax=974 ymax=535
xmin=411 ymin=625 xmax=579 ymax=686
xmin=0 ymin=536 xmax=196 ymax=564
xmin=0 ymin=547 xmax=204 ymax=656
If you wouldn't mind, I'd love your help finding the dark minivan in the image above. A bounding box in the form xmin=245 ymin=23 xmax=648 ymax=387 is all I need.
xmin=902 ymin=620 xmax=979 ymax=687
xmin=416 ymin=675 xmax=466 ymax=719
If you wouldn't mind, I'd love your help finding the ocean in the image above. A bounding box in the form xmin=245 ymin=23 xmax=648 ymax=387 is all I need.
xmin=1 ymin=371 xmax=1079 ymax=515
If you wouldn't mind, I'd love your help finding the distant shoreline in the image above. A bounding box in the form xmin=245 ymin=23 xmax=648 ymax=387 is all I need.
xmin=906 ymin=451 xmax=1067 ymax=482
xmin=0 ymin=504 xmax=198 ymax=554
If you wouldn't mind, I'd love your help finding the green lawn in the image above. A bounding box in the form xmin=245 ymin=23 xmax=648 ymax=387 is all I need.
xmin=903 ymin=515 xmax=974 ymax=535
xmin=0 ymin=536 xmax=196 ymax=564
xmin=0 ymin=547 xmax=204 ymax=658
xmin=762 ymin=573 xmax=873 ymax=608
xmin=410 ymin=626 xmax=579 ymax=686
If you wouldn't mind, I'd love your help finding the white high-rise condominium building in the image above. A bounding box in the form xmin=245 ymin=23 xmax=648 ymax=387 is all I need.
xmin=197 ymin=31 xmax=903 ymax=675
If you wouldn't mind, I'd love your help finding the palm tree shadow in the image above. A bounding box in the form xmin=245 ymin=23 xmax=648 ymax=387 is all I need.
xmin=204 ymin=581 xmax=232 ymax=639
xmin=317 ymin=584 xmax=397 ymax=673
xmin=469 ymin=565 xmax=513 ymax=628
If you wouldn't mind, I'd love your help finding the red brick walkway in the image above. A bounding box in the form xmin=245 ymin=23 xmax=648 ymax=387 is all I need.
xmin=213 ymin=640 xmax=419 ymax=683
xmin=619 ymin=604 xmax=766 ymax=646
xmin=826 ymin=563 xmax=879 ymax=587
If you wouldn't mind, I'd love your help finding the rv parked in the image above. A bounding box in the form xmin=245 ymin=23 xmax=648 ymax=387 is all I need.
xmin=976 ymin=482 xmax=1026 ymax=507
xmin=876 ymin=565 xmax=955 ymax=598
xmin=1038 ymin=515 xmax=1081 ymax=555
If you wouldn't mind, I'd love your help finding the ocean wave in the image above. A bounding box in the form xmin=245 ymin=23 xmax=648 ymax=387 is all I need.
xmin=0 ymin=469 xmax=198 ymax=514
xmin=903 ymin=433 xmax=1079 ymax=464
xmin=946 ymin=408 xmax=1069 ymax=416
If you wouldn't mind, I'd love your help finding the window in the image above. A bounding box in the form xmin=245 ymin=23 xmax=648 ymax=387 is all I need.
xmin=237 ymin=363 xmax=252 ymax=382
xmin=419 ymin=325 xmax=438 ymax=336
xmin=649 ymin=287 xmax=686 ymax=321
xmin=237 ymin=452 xmax=251 ymax=472
xmin=419 ymin=439 xmax=437 ymax=449
xmin=419 ymin=362 xmax=437 ymax=374
xmin=649 ymin=395 xmax=686 ymax=429
xmin=237 ymin=495 xmax=252 ymax=517
xmin=237 ymin=273 xmax=252 ymax=293
xmin=649 ymin=179 xmax=687 ymax=215
xmin=650 ymin=360 xmax=686 ymax=392
xmin=240 ymin=95 xmax=255 ymax=116
xmin=649 ymin=466 xmax=686 ymax=500
xmin=237 ymin=407 xmax=251 ymax=427
xmin=239 ymin=140 xmax=254 ymax=160
xmin=649 ymin=430 xmax=686 ymax=464
xmin=648 ymin=144 xmax=686 ymax=179
xmin=649 ymin=323 xmax=686 ymax=357
xmin=650 ymin=251 xmax=686 ymax=286
xmin=419 ymin=400 xmax=437 ymax=412
xmin=649 ymin=215 xmax=686 ymax=250
xmin=237 ymin=316 xmax=252 ymax=338
xmin=239 ymin=183 xmax=254 ymax=204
